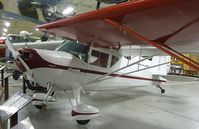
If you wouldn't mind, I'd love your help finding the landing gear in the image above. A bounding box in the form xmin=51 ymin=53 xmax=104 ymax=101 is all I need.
xmin=67 ymin=87 xmax=99 ymax=125
xmin=76 ymin=120 xmax=91 ymax=125
xmin=32 ymin=83 xmax=59 ymax=110
xmin=161 ymin=89 xmax=165 ymax=94
xmin=156 ymin=85 xmax=165 ymax=94
xmin=32 ymin=92 xmax=56 ymax=110
xmin=71 ymin=104 xmax=99 ymax=125
xmin=34 ymin=104 xmax=47 ymax=110
xmin=34 ymin=105 xmax=43 ymax=110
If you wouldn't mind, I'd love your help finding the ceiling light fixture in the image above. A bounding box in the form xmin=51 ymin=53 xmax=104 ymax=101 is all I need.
xmin=3 ymin=28 xmax=8 ymax=32
xmin=35 ymin=28 xmax=39 ymax=31
xmin=4 ymin=21 xmax=10 ymax=27
xmin=62 ymin=6 xmax=74 ymax=15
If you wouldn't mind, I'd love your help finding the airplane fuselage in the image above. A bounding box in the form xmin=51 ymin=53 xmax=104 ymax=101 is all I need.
xmin=16 ymin=43 xmax=165 ymax=91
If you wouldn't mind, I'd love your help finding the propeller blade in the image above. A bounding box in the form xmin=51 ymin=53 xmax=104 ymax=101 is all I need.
xmin=5 ymin=39 xmax=19 ymax=59
xmin=5 ymin=38 xmax=34 ymax=80
xmin=17 ymin=55 xmax=34 ymax=80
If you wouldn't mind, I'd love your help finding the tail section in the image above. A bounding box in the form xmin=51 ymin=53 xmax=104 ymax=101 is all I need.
xmin=150 ymin=56 xmax=171 ymax=75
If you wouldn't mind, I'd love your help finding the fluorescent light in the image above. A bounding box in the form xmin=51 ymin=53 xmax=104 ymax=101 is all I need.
xmin=62 ymin=6 xmax=74 ymax=15
xmin=2 ymin=33 xmax=6 ymax=36
xmin=5 ymin=21 xmax=10 ymax=27
xmin=3 ymin=28 xmax=8 ymax=32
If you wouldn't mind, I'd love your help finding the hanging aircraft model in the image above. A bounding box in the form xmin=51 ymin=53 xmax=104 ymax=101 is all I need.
xmin=1 ymin=0 xmax=127 ymax=24
xmin=96 ymin=0 xmax=128 ymax=9
xmin=5 ymin=0 xmax=199 ymax=125
xmin=18 ymin=0 xmax=74 ymax=22
xmin=0 ymin=33 xmax=63 ymax=60
xmin=0 ymin=0 xmax=75 ymax=24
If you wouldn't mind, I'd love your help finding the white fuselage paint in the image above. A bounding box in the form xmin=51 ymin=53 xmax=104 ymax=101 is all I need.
xmin=25 ymin=49 xmax=163 ymax=91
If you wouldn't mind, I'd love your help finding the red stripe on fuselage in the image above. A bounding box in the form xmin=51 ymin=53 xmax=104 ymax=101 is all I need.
xmin=71 ymin=110 xmax=99 ymax=116
xmin=16 ymin=48 xmax=166 ymax=83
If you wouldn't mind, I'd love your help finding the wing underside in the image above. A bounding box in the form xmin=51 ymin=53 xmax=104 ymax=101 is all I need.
xmin=37 ymin=0 xmax=199 ymax=53
xmin=37 ymin=0 xmax=199 ymax=71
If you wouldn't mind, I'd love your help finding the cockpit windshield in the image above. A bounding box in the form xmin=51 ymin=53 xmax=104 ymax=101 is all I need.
xmin=56 ymin=40 xmax=89 ymax=62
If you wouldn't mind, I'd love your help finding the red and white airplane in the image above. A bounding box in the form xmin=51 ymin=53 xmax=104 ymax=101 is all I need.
xmin=5 ymin=0 xmax=199 ymax=125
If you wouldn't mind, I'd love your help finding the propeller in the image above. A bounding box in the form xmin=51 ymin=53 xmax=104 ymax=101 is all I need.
xmin=17 ymin=55 xmax=34 ymax=80
xmin=5 ymin=39 xmax=34 ymax=80
xmin=5 ymin=40 xmax=19 ymax=59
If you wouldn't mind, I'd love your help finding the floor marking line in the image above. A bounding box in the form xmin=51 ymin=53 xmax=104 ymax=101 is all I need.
xmin=145 ymin=104 xmax=199 ymax=123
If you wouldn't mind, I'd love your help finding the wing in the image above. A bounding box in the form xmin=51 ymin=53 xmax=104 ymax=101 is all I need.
xmin=37 ymin=0 xmax=199 ymax=71
xmin=37 ymin=0 xmax=199 ymax=53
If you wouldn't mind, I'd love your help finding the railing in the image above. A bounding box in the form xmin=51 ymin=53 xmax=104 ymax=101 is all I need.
xmin=0 ymin=65 xmax=34 ymax=129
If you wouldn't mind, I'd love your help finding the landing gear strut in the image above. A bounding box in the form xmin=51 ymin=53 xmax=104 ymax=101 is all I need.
xmin=32 ymin=82 xmax=59 ymax=110
xmin=156 ymin=85 xmax=165 ymax=94
xmin=67 ymin=87 xmax=99 ymax=125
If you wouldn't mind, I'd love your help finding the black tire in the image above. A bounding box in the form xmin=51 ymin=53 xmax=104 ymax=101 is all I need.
xmin=12 ymin=70 xmax=21 ymax=80
xmin=76 ymin=119 xmax=90 ymax=125
xmin=35 ymin=105 xmax=43 ymax=110
xmin=161 ymin=89 xmax=165 ymax=94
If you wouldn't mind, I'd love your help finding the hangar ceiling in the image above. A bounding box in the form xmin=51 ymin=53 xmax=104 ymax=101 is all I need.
xmin=0 ymin=19 xmax=43 ymax=37
xmin=0 ymin=0 xmax=111 ymax=38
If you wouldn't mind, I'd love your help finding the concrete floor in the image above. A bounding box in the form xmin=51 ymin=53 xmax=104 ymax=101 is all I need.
xmin=5 ymin=77 xmax=199 ymax=129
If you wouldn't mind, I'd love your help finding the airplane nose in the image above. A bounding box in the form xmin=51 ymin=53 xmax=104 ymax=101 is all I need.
xmin=17 ymin=48 xmax=35 ymax=80
xmin=21 ymin=51 xmax=30 ymax=61
xmin=18 ymin=48 xmax=31 ymax=61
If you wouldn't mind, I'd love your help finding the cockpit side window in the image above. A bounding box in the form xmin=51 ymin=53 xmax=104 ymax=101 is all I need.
xmin=111 ymin=55 xmax=119 ymax=67
xmin=57 ymin=41 xmax=89 ymax=62
xmin=90 ymin=50 xmax=109 ymax=68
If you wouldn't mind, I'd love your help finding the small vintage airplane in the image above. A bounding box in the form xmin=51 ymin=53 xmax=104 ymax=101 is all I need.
xmin=5 ymin=0 xmax=199 ymax=125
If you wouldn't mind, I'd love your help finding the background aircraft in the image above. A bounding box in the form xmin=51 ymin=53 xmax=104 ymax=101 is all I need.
xmin=0 ymin=0 xmax=127 ymax=24
xmin=0 ymin=32 xmax=63 ymax=61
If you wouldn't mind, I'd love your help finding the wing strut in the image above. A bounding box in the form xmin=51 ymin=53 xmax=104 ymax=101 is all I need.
xmin=85 ymin=61 xmax=169 ymax=85
xmin=104 ymin=19 xmax=199 ymax=71
xmin=84 ymin=51 xmax=163 ymax=85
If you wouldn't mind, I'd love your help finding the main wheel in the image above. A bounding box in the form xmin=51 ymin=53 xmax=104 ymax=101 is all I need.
xmin=34 ymin=105 xmax=42 ymax=110
xmin=76 ymin=119 xmax=90 ymax=125
xmin=35 ymin=104 xmax=47 ymax=110
xmin=12 ymin=70 xmax=21 ymax=80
